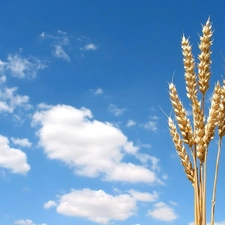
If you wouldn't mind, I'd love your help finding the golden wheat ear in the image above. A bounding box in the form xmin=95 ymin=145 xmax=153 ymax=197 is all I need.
xmin=203 ymin=82 xmax=221 ymax=150
xmin=182 ymin=35 xmax=198 ymax=100
xmin=198 ymin=18 xmax=213 ymax=95
xmin=218 ymin=82 xmax=225 ymax=137
xmin=168 ymin=117 xmax=195 ymax=184
xmin=169 ymin=82 xmax=194 ymax=146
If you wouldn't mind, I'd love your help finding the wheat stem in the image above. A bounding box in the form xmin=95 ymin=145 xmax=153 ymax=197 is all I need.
xmin=210 ymin=137 xmax=222 ymax=225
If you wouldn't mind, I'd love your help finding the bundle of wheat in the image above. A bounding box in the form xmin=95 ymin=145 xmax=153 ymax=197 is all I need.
xmin=168 ymin=18 xmax=224 ymax=225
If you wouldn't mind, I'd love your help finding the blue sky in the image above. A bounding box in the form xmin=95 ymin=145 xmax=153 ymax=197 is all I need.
xmin=1 ymin=1 xmax=225 ymax=225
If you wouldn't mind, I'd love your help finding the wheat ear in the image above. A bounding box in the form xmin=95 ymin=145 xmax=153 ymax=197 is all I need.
xmin=168 ymin=117 xmax=195 ymax=184
xmin=198 ymin=18 xmax=213 ymax=95
xmin=169 ymin=83 xmax=194 ymax=146
xmin=203 ymin=82 xmax=221 ymax=149
xmin=182 ymin=35 xmax=198 ymax=100
xmin=218 ymin=82 xmax=225 ymax=137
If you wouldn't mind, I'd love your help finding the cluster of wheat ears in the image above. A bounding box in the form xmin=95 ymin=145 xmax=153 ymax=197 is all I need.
xmin=168 ymin=18 xmax=224 ymax=225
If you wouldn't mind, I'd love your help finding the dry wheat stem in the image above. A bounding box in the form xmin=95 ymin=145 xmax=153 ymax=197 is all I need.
xmin=210 ymin=137 xmax=222 ymax=225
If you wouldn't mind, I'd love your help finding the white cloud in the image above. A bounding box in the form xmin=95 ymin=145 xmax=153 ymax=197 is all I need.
xmin=108 ymin=104 xmax=126 ymax=116
xmin=134 ymin=153 xmax=160 ymax=171
xmin=7 ymin=54 xmax=46 ymax=78
xmin=14 ymin=219 xmax=46 ymax=225
xmin=0 ymin=60 xmax=7 ymax=72
xmin=128 ymin=189 xmax=158 ymax=202
xmin=11 ymin=138 xmax=32 ymax=147
xmin=147 ymin=202 xmax=178 ymax=221
xmin=0 ymin=75 xmax=6 ymax=83
xmin=93 ymin=88 xmax=103 ymax=95
xmin=0 ymin=101 xmax=12 ymax=112
xmin=38 ymin=103 xmax=53 ymax=109
xmin=40 ymin=31 xmax=70 ymax=61
xmin=54 ymin=45 xmax=70 ymax=61
xmin=58 ymin=29 xmax=67 ymax=35
xmin=44 ymin=200 xmax=57 ymax=209
xmin=0 ymin=135 xmax=30 ymax=174
xmin=55 ymin=188 xmax=136 ymax=224
xmin=144 ymin=121 xmax=158 ymax=131
xmin=0 ymin=86 xmax=31 ymax=113
xmin=214 ymin=222 xmax=225 ymax=225
xmin=126 ymin=119 xmax=136 ymax=127
xmin=107 ymin=162 xmax=156 ymax=183
xmin=81 ymin=43 xmax=98 ymax=51
xmin=32 ymin=105 xmax=159 ymax=184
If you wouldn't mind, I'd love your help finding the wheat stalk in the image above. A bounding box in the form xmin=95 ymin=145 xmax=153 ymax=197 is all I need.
xmin=167 ymin=18 xmax=223 ymax=225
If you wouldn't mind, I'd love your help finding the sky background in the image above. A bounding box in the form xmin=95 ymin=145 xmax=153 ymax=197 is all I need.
xmin=0 ymin=1 xmax=225 ymax=225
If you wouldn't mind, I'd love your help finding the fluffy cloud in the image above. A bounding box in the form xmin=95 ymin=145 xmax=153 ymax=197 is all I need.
xmin=107 ymin=162 xmax=156 ymax=183
xmin=11 ymin=138 xmax=32 ymax=147
xmin=128 ymin=189 xmax=158 ymax=202
xmin=54 ymin=188 xmax=136 ymax=224
xmin=108 ymin=104 xmax=126 ymax=116
xmin=93 ymin=88 xmax=103 ymax=95
xmin=40 ymin=31 xmax=70 ymax=61
xmin=43 ymin=200 xmax=57 ymax=209
xmin=53 ymin=45 xmax=70 ymax=61
xmin=47 ymin=188 xmax=159 ymax=224
xmin=147 ymin=202 xmax=178 ymax=221
xmin=0 ymin=86 xmax=31 ymax=113
xmin=144 ymin=121 xmax=157 ymax=131
xmin=14 ymin=219 xmax=46 ymax=225
xmin=81 ymin=43 xmax=98 ymax=51
xmin=0 ymin=135 xmax=30 ymax=174
xmin=0 ymin=75 xmax=6 ymax=83
xmin=126 ymin=119 xmax=136 ymax=127
xmin=7 ymin=54 xmax=46 ymax=78
xmin=32 ymin=105 xmax=159 ymax=183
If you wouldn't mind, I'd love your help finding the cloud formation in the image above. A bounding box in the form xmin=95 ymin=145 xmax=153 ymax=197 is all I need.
xmin=126 ymin=119 xmax=136 ymax=127
xmin=0 ymin=135 xmax=30 ymax=174
xmin=43 ymin=200 xmax=57 ymax=209
xmin=11 ymin=137 xmax=32 ymax=147
xmin=0 ymin=86 xmax=31 ymax=113
xmin=33 ymin=105 xmax=159 ymax=184
xmin=93 ymin=88 xmax=103 ymax=95
xmin=108 ymin=104 xmax=126 ymax=116
xmin=7 ymin=54 xmax=46 ymax=78
xmin=40 ymin=30 xmax=70 ymax=61
xmin=80 ymin=43 xmax=98 ymax=51
xmin=53 ymin=45 xmax=70 ymax=61
xmin=147 ymin=202 xmax=178 ymax=221
xmin=55 ymin=188 xmax=136 ymax=224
